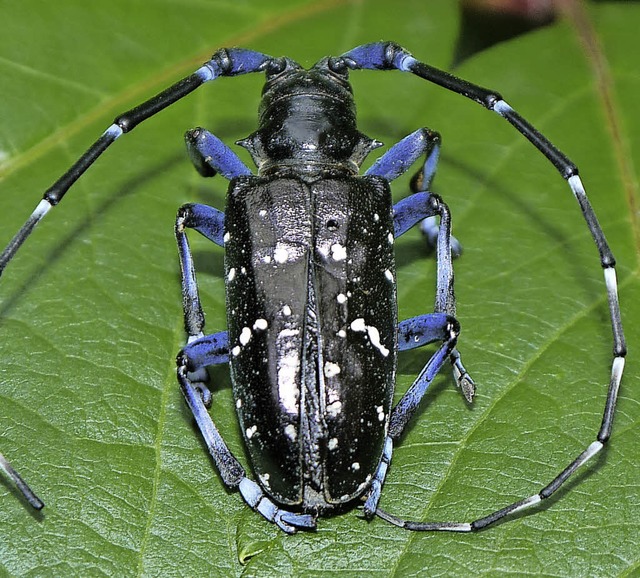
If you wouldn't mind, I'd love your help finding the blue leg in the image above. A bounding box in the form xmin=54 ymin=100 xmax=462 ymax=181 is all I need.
xmin=366 ymin=128 xmax=440 ymax=184
xmin=393 ymin=193 xmax=454 ymax=315
xmin=185 ymin=128 xmax=253 ymax=179
xmin=393 ymin=193 xmax=474 ymax=400
xmin=364 ymin=313 xmax=459 ymax=516
xmin=176 ymin=129 xmax=249 ymax=332
xmin=176 ymin=128 xmax=245 ymax=334
xmin=175 ymin=204 xmax=225 ymax=338
xmin=177 ymin=332 xmax=316 ymax=533
xmin=367 ymin=128 xmax=462 ymax=256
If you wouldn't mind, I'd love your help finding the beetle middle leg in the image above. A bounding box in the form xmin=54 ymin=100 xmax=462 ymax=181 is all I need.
xmin=368 ymin=128 xmax=474 ymax=400
xmin=363 ymin=312 xmax=459 ymax=516
xmin=176 ymin=126 xmax=251 ymax=340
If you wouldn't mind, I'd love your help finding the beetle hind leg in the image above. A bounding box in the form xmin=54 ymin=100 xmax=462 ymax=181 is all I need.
xmin=363 ymin=313 xmax=459 ymax=517
xmin=177 ymin=346 xmax=316 ymax=533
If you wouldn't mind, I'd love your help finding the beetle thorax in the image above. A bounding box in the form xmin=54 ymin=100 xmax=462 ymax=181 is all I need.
xmin=237 ymin=67 xmax=380 ymax=176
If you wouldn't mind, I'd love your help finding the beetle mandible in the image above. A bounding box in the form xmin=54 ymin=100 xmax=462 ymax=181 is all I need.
xmin=0 ymin=42 xmax=626 ymax=533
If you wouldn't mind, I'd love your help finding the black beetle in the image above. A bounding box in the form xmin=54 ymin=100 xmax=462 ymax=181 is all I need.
xmin=0 ymin=42 xmax=625 ymax=533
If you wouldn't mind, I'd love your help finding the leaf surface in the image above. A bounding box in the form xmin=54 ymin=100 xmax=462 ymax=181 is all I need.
xmin=0 ymin=1 xmax=638 ymax=576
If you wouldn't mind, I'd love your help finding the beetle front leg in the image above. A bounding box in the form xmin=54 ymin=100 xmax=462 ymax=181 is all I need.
xmin=363 ymin=313 xmax=460 ymax=517
xmin=177 ymin=335 xmax=316 ymax=533
xmin=185 ymin=127 xmax=253 ymax=179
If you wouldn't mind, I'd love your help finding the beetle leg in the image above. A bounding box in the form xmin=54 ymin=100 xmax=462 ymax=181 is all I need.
xmin=237 ymin=478 xmax=316 ymax=534
xmin=391 ymin=315 xmax=460 ymax=435
xmin=393 ymin=193 xmax=454 ymax=314
xmin=397 ymin=312 xmax=457 ymax=351
xmin=178 ymin=331 xmax=229 ymax=406
xmin=366 ymin=127 xmax=440 ymax=183
xmin=177 ymin=350 xmax=316 ymax=533
xmin=393 ymin=193 xmax=475 ymax=400
xmin=366 ymin=128 xmax=462 ymax=256
xmin=363 ymin=314 xmax=459 ymax=517
xmin=175 ymin=203 xmax=226 ymax=342
xmin=185 ymin=127 xmax=253 ymax=179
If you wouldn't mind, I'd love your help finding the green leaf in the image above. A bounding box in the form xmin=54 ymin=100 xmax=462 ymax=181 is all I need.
xmin=0 ymin=1 xmax=638 ymax=576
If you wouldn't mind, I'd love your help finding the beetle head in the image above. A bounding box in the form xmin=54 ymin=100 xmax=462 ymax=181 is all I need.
xmin=237 ymin=57 xmax=381 ymax=174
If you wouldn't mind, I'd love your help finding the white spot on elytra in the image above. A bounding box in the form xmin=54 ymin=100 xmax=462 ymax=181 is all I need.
xmin=351 ymin=462 xmax=360 ymax=471
xmin=278 ymin=350 xmax=300 ymax=413
xmin=385 ymin=269 xmax=394 ymax=282
xmin=227 ymin=267 xmax=236 ymax=281
xmin=259 ymin=209 xmax=267 ymax=217
xmin=284 ymin=424 xmax=297 ymax=441
xmin=263 ymin=255 xmax=272 ymax=263
xmin=253 ymin=318 xmax=268 ymax=331
xmin=223 ymin=232 xmax=231 ymax=243
xmin=236 ymin=398 xmax=242 ymax=409
xmin=246 ymin=425 xmax=257 ymax=439
xmin=279 ymin=328 xmax=299 ymax=339
xmin=337 ymin=293 xmax=347 ymax=304
xmin=350 ymin=318 xmax=390 ymax=357
xmin=274 ymin=246 xmax=289 ymax=263
xmin=376 ymin=405 xmax=385 ymax=421
xmin=231 ymin=345 xmax=241 ymax=357
xmin=240 ymin=267 xmax=247 ymax=275
xmin=282 ymin=305 xmax=292 ymax=316
xmin=367 ymin=325 xmax=389 ymax=357
xmin=324 ymin=362 xmax=341 ymax=378
xmin=388 ymin=232 xmax=394 ymax=245
xmin=239 ymin=327 xmax=252 ymax=345
xmin=337 ymin=329 xmax=347 ymax=338
xmin=328 ymin=437 xmax=338 ymax=450
xmin=331 ymin=243 xmax=347 ymax=261
xmin=374 ymin=213 xmax=380 ymax=222
xmin=327 ymin=400 xmax=342 ymax=417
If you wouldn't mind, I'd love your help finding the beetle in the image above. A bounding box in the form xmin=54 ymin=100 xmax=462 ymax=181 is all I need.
xmin=0 ymin=42 xmax=626 ymax=533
